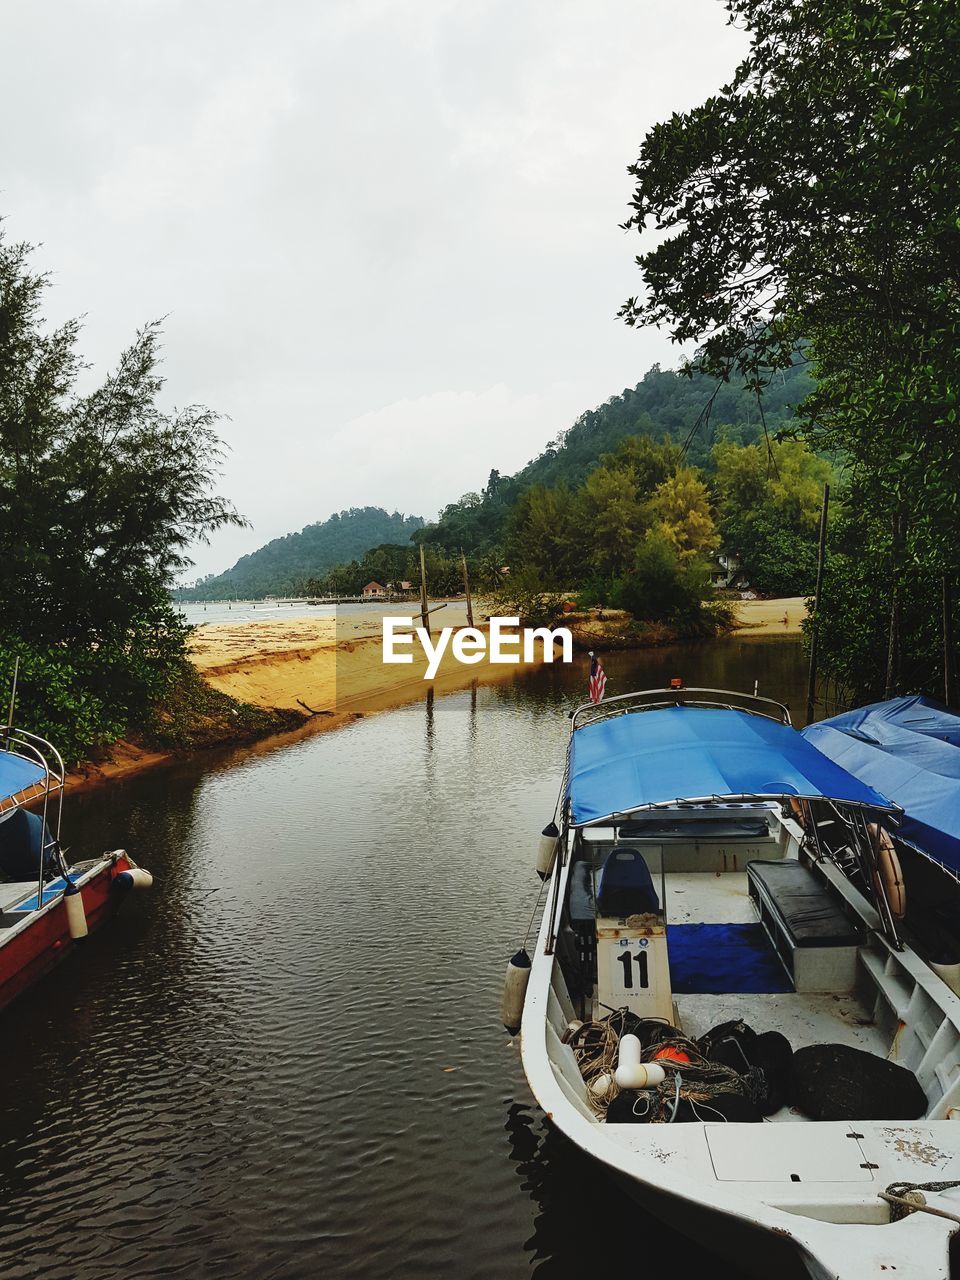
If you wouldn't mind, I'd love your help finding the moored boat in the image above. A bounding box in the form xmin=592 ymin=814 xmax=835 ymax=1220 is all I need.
xmin=512 ymin=686 xmax=960 ymax=1280
xmin=0 ymin=722 xmax=152 ymax=1012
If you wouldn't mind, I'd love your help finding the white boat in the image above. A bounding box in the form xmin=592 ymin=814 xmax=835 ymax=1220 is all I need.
xmin=514 ymin=687 xmax=960 ymax=1280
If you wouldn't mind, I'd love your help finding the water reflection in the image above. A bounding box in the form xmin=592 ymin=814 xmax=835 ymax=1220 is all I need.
xmin=504 ymin=1104 xmax=742 ymax=1278
xmin=0 ymin=637 xmax=805 ymax=1278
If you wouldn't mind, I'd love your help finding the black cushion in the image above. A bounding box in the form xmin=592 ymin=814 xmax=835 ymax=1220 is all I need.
xmin=619 ymin=817 xmax=770 ymax=840
xmin=748 ymin=860 xmax=861 ymax=948
xmin=568 ymin=859 xmax=596 ymax=925
xmin=789 ymin=1044 xmax=927 ymax=1121
xmin=597 ymin=846 xmax=659 ymax=918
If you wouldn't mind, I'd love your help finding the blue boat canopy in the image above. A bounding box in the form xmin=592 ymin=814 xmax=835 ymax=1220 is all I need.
xmin=0 ymin=751 xmax=48 ymax=807
xmin=803 ymin=698 xmax=960 ymax=872
xmin=567 ymin=706 xmax=895 ymax=827
xmin=812 ymin=694 xmax=960 ymax=748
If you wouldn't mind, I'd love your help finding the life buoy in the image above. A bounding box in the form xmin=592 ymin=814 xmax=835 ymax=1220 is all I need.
xmin=869 ymin=824 xmax=906 ymax=921
xmin=788 ymin=797 xmax=806 ymax=828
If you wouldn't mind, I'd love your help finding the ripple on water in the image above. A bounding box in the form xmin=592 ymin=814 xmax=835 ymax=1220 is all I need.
xmin=0 ymin=642 xmax=804 ymax=1277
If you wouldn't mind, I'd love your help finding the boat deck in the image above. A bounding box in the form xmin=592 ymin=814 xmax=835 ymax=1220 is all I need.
xmin=663 ymin=870 xmax=756 ymax=924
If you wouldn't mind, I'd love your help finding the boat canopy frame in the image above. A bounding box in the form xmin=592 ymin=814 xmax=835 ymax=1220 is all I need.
xmin=0 ymin=725 xmax=67 ymax=912
xmin=546 ymin=689 xmax=905 ymax=952
xmin=569 ymin=686 xmax=792 ymax=732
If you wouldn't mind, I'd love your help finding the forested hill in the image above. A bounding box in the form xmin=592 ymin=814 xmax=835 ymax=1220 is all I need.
xmin=179 ymin=508 xmax=425 ymax=599
xmin=420 ymin=361 xmax=813 ymax=554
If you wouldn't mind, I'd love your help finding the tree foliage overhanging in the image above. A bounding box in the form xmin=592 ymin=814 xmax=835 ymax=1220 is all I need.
xmin=0 ymin=233 xmax=243 ymax=760
xmin=620 ymin=0 xmax=960 ymax=704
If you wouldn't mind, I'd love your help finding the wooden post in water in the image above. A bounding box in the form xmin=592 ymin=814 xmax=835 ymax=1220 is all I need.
xmin=461 ymin=549 xmax=474 ymax=628
xmin=945 ymin=573 xmax=956 ymax=707
xmin=805 ymin=483 xmax=830 ymax=724
xmin=419 ymin=543 xmax=431 ymax=638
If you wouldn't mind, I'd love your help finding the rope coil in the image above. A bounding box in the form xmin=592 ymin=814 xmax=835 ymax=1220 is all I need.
xmin=570 ymin=1015 xmax=765 ymax=1121
xmin=881 ymin=1180 xmax=960 ymax=1224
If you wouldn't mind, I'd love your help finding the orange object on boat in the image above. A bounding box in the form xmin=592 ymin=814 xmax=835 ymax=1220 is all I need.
xmin=652 ymin=1046 xmax=691 ymax=1064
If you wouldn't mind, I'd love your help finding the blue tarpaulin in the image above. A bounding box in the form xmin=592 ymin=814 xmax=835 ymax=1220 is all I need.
xmin=803 ymin=699 xmax=960 ymax=872
xmin=813 ymin=694 xmax=960 ymax=748
xmin=566 ymin=706 xmax=894 ymax=827
xmin=0 ymin=751 xmax=46 ymax=805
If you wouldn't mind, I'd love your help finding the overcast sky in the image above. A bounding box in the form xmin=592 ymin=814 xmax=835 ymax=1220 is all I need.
xmin=1 ymin=0 xmax=746 ymax=580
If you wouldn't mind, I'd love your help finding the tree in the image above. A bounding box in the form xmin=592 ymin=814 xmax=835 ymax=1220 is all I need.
xmin=504 ymin=484 xmax=578 ymax=587
xmin=646 ymin=467 xmax=719 ymax=561
xmin=615 ymin=530 xmax=714 ymax=626
xmin=619 ymin=0 xmax=960 ymax=697
xmin=576 ymin=465 xmax=644 ymax=576
xmin=712 ymin=438 xmax=832 ymax=593
xmin=0 ymin=233 xmax=242 ymax=758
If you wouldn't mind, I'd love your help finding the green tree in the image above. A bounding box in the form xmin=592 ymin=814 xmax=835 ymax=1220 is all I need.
xmin=504 ymin=484 xmax=578 ymax=587
xmin=0 ymin=234 xmax=242 ymax=758
xmin=576 ymin=465 xmax=644 ymax=576
xmin=615 ymin=530 xmax=713 ymax=626
xmin=646 ymin=467 xmax=719 ymax=561
xmin=620 ymin=0 xmax=960 ymax=698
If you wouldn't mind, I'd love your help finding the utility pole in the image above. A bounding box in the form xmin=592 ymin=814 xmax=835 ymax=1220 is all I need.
xmin=884 ymin=512 xmax=906 ymax=700
xmin=944 ymin=573 xmax=956 ymax=707
xmin=461 ymin=549 xmax=474 ymax=628
xmin=805 ymin=483 xmax=830 ymax=724
xmin=419 ymin=543 xmax=431 ymax=638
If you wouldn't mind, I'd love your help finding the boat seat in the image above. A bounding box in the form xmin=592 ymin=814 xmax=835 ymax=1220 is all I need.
xmin=596 ymin=846 xmax=659 ymax=918
xmin=619 ymin=817 xmax=770 ymax=841
xmin=747 ymin=860 xmax=862 ymax=948
xmin=568 ymin=859 xmax=596 ymax=926
xmin=747 ymin=859 xmax=863 ymax=993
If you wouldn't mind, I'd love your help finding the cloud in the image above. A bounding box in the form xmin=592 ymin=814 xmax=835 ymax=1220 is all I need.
xmin=0 ymin=0 xmax=747 ymax=580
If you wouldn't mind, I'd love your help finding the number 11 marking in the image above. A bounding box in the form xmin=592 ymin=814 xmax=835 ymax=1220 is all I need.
xmin=616 ymin=950 xmax=649 ymax=989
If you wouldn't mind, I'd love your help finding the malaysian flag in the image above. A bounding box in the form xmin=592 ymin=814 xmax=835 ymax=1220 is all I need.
xmin=588 ymin=651 xmax=606 ymax=704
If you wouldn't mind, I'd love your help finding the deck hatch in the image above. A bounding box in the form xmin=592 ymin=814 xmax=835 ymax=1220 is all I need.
xmin=705 ymin=1125 xmax=875 ymax=1183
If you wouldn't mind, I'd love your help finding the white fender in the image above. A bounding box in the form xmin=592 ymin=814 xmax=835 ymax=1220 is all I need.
xmin=63 ymin=882 xmax=88 ymax=940
xmin=536 ymin=823 xmax=559 ymax=879
xmin=614 ymin=1033 xmax=666 ymax=1090
xmin=501 ymin=949 xmax=531 ymax=1035
xmin=116 ymin=867 xmax=154 ymax=890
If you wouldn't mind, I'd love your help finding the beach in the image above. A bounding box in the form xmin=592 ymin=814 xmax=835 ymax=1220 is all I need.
xmin=187 ymin=602 xmax=542 ymax=725
xmin=732 ymin=596 xmax=805 ymax=635
xmin=188 ymin=596 xmax=806 ymax=715
xmin=67 ymin=597 xmax=806 ymax=790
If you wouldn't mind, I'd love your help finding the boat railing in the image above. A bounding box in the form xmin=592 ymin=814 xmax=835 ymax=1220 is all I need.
xmin=0 ymin=726 xmax=67 ymax=912
xmin=0 ymin=724 xmax=65 ymax=821
xmin=569 ymin=686 xmax=792 ymax=732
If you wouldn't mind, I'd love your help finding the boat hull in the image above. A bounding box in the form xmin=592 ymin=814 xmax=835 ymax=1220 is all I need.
xmin=0 ymin=853 xmax=134 ymax=1012
xmin=609 ymin=1164 xmax=823 ymax=1280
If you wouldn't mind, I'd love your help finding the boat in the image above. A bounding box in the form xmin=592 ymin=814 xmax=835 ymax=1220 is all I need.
xmin=510 ymin=686 xmax=960 ymax=1280
xmin=0 ymin=721 xmax=152 ymax=1011
xmin=803 ymin=696 xmax=960 ymax=991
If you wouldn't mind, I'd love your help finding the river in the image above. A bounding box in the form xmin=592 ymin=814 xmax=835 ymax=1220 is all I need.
xmin=0 ymin=636 xmax=806 ymax=1279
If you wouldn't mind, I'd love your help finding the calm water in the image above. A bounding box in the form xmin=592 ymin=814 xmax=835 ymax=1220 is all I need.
xmin=0 ymin=637 xmax=805 ymax=1279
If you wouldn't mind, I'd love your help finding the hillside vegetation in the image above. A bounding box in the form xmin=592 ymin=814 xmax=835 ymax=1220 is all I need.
xmin=180 ymin=507 xmax=425 ymax=600
xmin=304 ymin=361 xmax=828 ymax=631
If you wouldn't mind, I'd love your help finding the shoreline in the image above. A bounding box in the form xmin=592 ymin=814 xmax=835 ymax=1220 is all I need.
xmin=66 ymin=597 xmax=807 ymax=792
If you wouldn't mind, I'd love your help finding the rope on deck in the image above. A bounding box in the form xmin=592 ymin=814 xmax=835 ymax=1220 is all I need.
xmin=880 ymin=1180 xmax=960 ymax=1224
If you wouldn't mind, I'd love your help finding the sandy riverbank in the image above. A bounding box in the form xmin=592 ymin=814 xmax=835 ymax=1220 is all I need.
xmin=187 ymin=603 xmax=542 ymax=723
xmin=733 ymin=597 xmax=805 ymax=635
xmin=66 ymin=597 xmax=806 ymax=790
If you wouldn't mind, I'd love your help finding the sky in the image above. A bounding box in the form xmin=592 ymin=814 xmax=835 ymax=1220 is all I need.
xmin=0 ymin=0 xmax=746 ymax=581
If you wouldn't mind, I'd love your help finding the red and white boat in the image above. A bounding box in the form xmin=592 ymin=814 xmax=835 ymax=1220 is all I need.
xmin=0 ymin=722 xmax=152 ymax=1012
